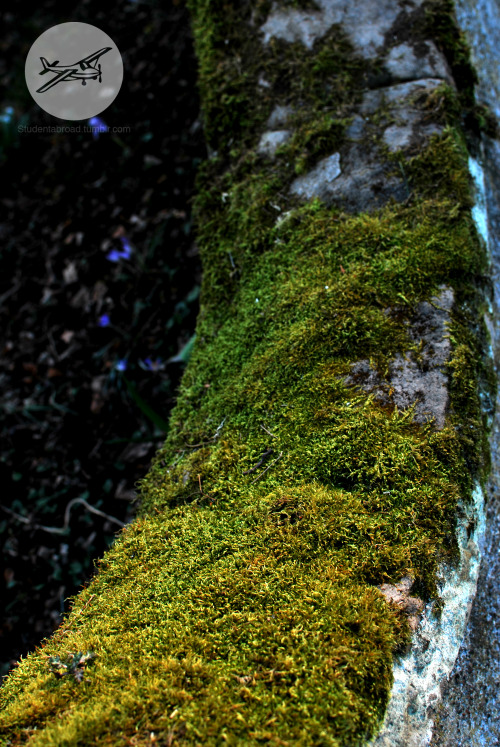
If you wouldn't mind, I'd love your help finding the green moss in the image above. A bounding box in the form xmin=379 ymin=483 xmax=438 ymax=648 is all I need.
xmin=423 ymin=0 xmax=477 ymax=105
xmin=0 ymin=0 xmax=494 ymax=744
xmin=421 ymin=0 xmax=498 ymax=138
xmin=283 ymin=115 xmax=347 ymax=175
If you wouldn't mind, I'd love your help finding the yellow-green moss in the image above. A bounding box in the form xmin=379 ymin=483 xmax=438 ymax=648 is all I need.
xmin=0 ymin=1 xmax=495 ymax=745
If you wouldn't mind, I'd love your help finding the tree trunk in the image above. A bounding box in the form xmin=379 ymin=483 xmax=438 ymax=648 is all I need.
xmin=430 ymin=0 xmax=500 ymax=743
xmin=0 ymin=1 xmax=494 ymax=745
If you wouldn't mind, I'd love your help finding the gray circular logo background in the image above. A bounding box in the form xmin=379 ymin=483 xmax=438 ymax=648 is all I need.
xmin=25 ymin=22 xmax=123 ymax=121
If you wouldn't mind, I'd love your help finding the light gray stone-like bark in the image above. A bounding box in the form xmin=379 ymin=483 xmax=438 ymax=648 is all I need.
xmin=261 ymin=0 xmax=425 ymax=57
xmin=290 ymin=152 xmax=342 ymax=199
xmin=370 ymin=484 xmax=485 ymax=747
xmin=283 ymin=78 xmax=444 ymax=211
xmin=259 ymin=4 xmax=451 ymax=212
xmin=345 ymin=287 xmax=454 ymax=430
xmin=385 ymin=41 xmax=453 ymax=84
xmin=257 ymin=129 xmax=292 ymax=157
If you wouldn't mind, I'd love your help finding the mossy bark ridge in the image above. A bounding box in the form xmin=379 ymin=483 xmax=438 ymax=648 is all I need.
xmin=0 ymin=1 xmax=494 ymax=745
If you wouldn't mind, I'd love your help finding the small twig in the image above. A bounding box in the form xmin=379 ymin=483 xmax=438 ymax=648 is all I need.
xmin=0 ymin=497 xmax=126 ymax=536
xmin=243 ymin=449 xmax=274 ymax=475
xmin=79 ymin=594 xmax=96 ymax=615
xmin=260 ymin=424 xmax=276 ymax=438
xmin=182 ymin=474 xmax=215 ymax=507
xmin=0 ymin=504 xmax=31 ymax=524
xmin=46 ymin=327 xmax=60 ymax=362
xmin=0 ymin=282 xmax=20 ymax=306
xmin=57 ymin=343 xmax=79 ymax=363
xmin=63 ymin=498 xmax=126 ymax=531
xmin=251 ymin=451 xmax=283 ymax=484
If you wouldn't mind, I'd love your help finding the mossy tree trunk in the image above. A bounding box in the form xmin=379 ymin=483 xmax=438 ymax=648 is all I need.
xmin=0 ymin=1 xmax=494 ymax=745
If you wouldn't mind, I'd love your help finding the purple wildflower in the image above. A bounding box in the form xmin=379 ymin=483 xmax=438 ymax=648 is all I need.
xmin=106 ymin=236 xmax=133 ymax=263
xmin=88 ymin=116 xmax=108 ymax=140
xmin=119 ymin=236 xmax=132 ymax=259
xmin=115 ymin=359 xmax=128 ymax=372
xmin=139 ymin=357 xmax=164 ymax=372
xmin=98 ymin=314 xmax=111 ymax=327
xmin=106 ymin=249 xmax=122 ymax=262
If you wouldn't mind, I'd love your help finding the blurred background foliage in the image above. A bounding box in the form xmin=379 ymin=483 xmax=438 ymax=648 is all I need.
xmin=0 ymin=0 xmax=204 ymax=674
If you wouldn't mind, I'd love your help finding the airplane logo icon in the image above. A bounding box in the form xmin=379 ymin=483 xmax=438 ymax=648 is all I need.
xmin=36 ymin=47 xmax=112 ymax=93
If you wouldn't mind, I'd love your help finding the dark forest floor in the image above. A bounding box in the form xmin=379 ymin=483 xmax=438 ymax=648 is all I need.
xmin=0 ymin=0 xmax=203 ymax=675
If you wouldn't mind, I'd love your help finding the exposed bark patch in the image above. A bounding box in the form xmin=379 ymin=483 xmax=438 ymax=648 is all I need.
xmin=290 ymin=152 xmax=341 ymax=198
xmin=266 ymin=104 xmax=295 ymax=128
xmin=345 ymin=286 xmax=454 ymax=429
xmin=257 ymin=129 xmax=292 ymax=157
xmin=288 ymin=79 xmax=445 ymax=211
xmin=360 ymin=78 xmax=445 ymax=152
xmin=379 ymin=576 xmax=425 ymax=632
xmin=260 ymin=0 xmax=426 ymax=58
xmin=383 ymin=41 xmax=453 ymax=85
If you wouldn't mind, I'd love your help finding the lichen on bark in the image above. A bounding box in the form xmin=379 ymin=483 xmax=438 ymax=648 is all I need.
xmin=0 ymin=1 xmax=495 ymax=745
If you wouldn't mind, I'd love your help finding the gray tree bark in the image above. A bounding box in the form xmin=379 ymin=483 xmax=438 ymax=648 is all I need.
xmin=431 ymin=1 xmax=500 ymax=743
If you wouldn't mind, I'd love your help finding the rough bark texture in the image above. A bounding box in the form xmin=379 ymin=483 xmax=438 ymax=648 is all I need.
xmin=0 ymin=1 xmax=494 ymax=745
xmin=431 ymin=1 xmax=500 ymax=743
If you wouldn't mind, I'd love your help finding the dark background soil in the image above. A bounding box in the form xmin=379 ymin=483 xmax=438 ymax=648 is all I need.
xmin=0 ymin=0 xmax=203 ymax=676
